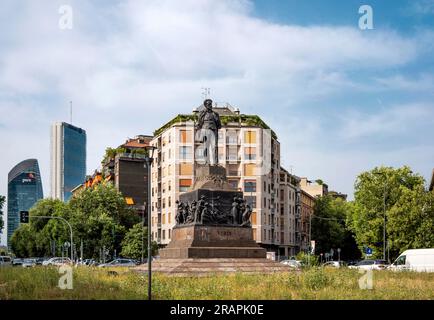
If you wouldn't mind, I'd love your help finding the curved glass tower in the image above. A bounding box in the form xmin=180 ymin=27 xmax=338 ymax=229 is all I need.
xmin=7 ymin=159 xmax=43 ymax=245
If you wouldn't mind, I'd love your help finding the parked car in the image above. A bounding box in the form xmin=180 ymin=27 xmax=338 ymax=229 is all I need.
xmin=0 ymin=256 xmax=12 ymax=267
xmin=22 ymin=258 xmax=38 ymax=268
xmin=42 ymin=257 xmax=72 ymax=266
xmin=348 ymin=259 xmax=388 ymax=270
xmin=98 ymin=258 xmax=138 ymax=268
xmin=12 ymin=258 xmax=23 ymax=266
xmin=389 ymin=248 xmax=434 ymax=272
xmin=280 ymin=259 xmax=301 ymax=269
xmin=323 ymin=261 xmax=347 ymax=268
xmin=76 ymin=259 xmax=98 ymax=266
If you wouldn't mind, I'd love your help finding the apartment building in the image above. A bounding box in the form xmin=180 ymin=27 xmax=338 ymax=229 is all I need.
xmin=300 ymin=178 xmax=328 ymax=198
xmin=278 ymin=168 xmax=301 ymax=257
xmin=150 ymin=102 xmax=282 ymax=253
xmin=300 ymin=189 xmax=315 ymax=251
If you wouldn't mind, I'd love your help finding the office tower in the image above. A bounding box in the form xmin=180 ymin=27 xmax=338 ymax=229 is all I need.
xmin=51 ymin=122 xmax=86 ymax=201
xmin=7 ymin=159 xmax=43 ymax=245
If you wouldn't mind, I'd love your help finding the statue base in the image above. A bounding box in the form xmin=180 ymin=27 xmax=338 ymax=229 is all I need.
xmin=159 ymin=225 xmax=266 ymax=259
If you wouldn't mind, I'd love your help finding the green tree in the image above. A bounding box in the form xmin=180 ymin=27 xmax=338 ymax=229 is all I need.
xmin=120 ymin=223 xmax=158 ymax=261
xmin=68 ymin=183 xmax=140 ymax=259
xmin=10 ymin=184 xmax=140 ymax=259
xmin=312 ymin=196 xmax=360 ymax=260
xmin=348 ymin=166 xmax=432 ymax=260
xmin=0 ymin=195 xmax=5 ymax=233
xmin=10 ymin=224 xmax=36 ymax=257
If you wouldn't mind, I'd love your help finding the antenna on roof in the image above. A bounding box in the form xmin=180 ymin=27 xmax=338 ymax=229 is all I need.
xmin=70 ymin=101 xmax=73 ymax=124
xmin=201 ymin=87 xmax=210 ymax=100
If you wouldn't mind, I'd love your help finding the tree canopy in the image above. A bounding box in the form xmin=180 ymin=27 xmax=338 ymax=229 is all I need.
xmin=10 ymin=184 xmax=143 ymax=259
xmin=347 ymin=166 xmax=434 ymax=260
xmin=312 ymin=195 xmax=360 ymax=260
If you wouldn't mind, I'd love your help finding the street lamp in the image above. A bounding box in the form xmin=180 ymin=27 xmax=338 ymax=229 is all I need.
xmin=144 ymin=145 xmax=157 ymax=300
xmin=374 ymin=172 xmax=387 ymax=261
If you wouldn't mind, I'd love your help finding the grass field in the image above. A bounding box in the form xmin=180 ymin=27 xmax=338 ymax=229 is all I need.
xmin=0 ymin=266 xmax=433 ymax=300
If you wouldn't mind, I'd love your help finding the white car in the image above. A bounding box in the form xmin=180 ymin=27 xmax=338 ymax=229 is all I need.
xmin=280 ymin=259 xmax=301 ymax=269
xmin=389 ymin=248 xmax=434 ymax=272
xmin=42 ymin=257 xmax=72 ymax=266
xmin=22 ymin=258 xmax=38 ymax=268
xmin=348 ymin=259 xmax=388 ymax=270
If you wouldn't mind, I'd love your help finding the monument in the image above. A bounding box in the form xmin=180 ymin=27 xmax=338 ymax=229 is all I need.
xmin=138 ymin=99 xmax=291 ymax=275
xmin=159 ymin=99 xmax=266 ymax=259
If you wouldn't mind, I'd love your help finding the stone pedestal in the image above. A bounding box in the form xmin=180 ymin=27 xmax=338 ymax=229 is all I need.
xmin=159 ymin=225 xmax=266 ymax=259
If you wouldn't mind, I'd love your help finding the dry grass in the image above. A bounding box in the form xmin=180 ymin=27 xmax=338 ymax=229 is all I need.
xmin=0 ymin=266 xmax=433 ymax=300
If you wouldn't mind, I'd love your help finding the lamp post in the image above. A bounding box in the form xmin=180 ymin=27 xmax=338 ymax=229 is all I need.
xmin=144 ymin=145 xmax=157 ymax=300
xmin=374 ymin=172 xmax=387 ymax=261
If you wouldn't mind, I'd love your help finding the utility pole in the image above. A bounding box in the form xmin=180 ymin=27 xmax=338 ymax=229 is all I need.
xmin=142 ymin=204 xmax=145 ymax=264
xmin=374 ymin=172 xmax=387 ymax=261
xmin=144 ymin=146 xmax=156 ymax=300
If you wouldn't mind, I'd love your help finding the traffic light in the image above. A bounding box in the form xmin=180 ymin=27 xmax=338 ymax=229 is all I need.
xmin=20 ymin=211 xmax=29 ymax=223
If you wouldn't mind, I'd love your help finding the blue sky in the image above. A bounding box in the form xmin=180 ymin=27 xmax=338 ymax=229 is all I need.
xmin=1 ymin=0 xmax=434 ymax=245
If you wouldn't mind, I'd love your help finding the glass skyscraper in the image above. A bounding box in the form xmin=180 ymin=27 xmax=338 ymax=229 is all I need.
xmin=7 ymin=159 xmax=43 ymax=245
xmin=51 ymin=122 xmax=86 ymax=201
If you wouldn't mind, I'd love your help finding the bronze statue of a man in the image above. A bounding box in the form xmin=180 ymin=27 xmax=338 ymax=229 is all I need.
xmin=196 ymin=99 xmax=221 ymax=165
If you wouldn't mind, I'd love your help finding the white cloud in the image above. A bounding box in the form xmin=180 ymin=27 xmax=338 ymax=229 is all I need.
xmin=338 ymin=103 xmax=434 ymax=140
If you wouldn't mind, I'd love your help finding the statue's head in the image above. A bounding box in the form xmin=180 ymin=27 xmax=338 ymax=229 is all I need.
xmin=204 ymin=99 xmax=213 ymax=111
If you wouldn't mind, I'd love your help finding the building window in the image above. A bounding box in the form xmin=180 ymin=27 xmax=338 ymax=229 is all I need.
xmin=244 ymin=130 xmax=256 ymax=144
xmin=179 ymin=146 xmax=192 ymax=160
xmin=226 ymin=131 xmax=238 ymax=144
xmin=162 ymin=230 xmax=166 ymax=240
xmin=168 ymin=197 xmax=171 ymax=207
xmin=244 ymin=164 xmax=256 ymax=176
xmin=179 ymin=179 xmax=192 ymax=192
xmin=228 ymin=179 xmax=239 ymax=189
xmin=179 ymin=163 xmax=193 ymax=175
xmin=226 ymin=146 xmax=238 ymax=161
xmin=244 ymin=180 xmax=256 ymax=192
xmin=251 ymin=212 xmax=257 ymax=225
xmin=244 ymin=147 xmax=256 ymax=160
xmin=227 ymin=164 xmax=239 ymax=176
xmin=168 ymin=229 xmax=171 ymax=239
xmin=179 ymin=130 xmax=192 ymax=143
xmin=168 ymin=213 xmax=171 ymax=224
xmin=162 ymin=214 xmax=166 ymax=224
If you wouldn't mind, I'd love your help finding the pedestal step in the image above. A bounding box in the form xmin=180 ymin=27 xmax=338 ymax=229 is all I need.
xmin=135 ymin=258 xmax=296 ymax=276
